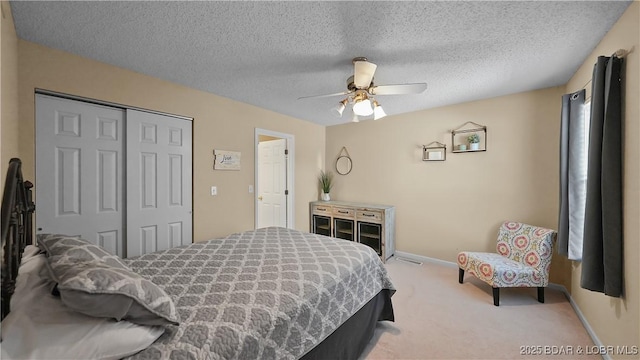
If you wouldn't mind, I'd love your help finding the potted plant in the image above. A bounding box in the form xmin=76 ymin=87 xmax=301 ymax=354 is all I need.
xmin=467 ymin=133 xmax=480 ymax=150
xmin=319 ymin=170 xmax=333 ymax=201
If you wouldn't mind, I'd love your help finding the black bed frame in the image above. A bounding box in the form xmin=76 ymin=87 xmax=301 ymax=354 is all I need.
xmin=1 ymin=158 xmax=35 ymax=320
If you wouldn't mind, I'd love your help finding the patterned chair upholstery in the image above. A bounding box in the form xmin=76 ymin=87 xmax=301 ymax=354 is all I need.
xmin=457 ymin=221 xmax=556 ymax=306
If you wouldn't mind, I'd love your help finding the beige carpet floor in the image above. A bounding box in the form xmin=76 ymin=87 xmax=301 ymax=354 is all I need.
xmin=360 ymin=257 xmax=599 ymax=360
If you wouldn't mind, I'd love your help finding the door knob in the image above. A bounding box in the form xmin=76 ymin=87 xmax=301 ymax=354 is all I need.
xmin=258 ymin=196 xmax=263 ymax=201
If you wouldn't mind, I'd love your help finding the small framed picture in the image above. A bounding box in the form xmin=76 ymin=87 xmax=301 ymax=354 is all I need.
xmin=423 ymin=142 xmax=446 ymax=161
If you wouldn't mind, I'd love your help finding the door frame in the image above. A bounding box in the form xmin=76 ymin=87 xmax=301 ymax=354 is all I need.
xmin=254 ymin=128 xmax=294 ymax=229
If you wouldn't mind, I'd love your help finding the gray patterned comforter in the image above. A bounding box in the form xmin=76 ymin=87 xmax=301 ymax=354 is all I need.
xmin=124 ymin=227 xmax=395 ymax=360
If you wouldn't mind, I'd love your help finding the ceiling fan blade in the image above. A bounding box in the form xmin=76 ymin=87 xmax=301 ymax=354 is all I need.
xmin=354 ymin=61 xmax=377 ymax=88
xmin=297 ymin=90 xmax=351 ymax=100
xmin=369 ymin=83 xmax=428 ymax=95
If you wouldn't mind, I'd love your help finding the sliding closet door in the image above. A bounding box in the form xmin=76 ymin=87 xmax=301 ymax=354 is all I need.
xmin=35 ymin=94 xmax=125 ymax=256
xmin=126 ymin=109 xmax=193 ymax=257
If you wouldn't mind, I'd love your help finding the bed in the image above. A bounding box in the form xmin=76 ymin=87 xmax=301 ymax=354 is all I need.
xmin=1 ymin=158 xmax=395 ymax=359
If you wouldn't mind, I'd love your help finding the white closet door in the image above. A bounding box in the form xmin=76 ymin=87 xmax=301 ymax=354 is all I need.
xmin=126 ymin=109 xmax=193 ymax=257
xmin=35 ymin=94 xmax=125 ymax=256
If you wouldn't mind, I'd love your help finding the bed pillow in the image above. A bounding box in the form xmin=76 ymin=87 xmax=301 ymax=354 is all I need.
xmin=37 ymin=234 xmax=128 ymax=268
xmin=1 ymin=245 xmax=164 ymax=360
xmin=37 ymin=235 xmax=180 ymax=326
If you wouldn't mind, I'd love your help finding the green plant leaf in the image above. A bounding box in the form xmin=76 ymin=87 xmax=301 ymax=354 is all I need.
xmin=318 ymin=170 xmax=334 ymax=193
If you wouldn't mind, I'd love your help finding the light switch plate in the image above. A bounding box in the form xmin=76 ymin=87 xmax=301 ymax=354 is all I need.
xmin=249 ymin=185 xmax=254 ymax=193
xmin=210 ymin=186 xmax=217 ymax=196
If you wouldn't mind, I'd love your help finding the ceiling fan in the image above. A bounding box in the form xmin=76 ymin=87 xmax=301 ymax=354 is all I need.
xmin=298 ymin=57 xmax=428 ymax=122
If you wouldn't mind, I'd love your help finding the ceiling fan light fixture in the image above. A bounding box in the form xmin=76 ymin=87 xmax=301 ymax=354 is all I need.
xmin=352 ymin=92 xmax=373 ymax=116
xmin=298 ymin=57 xmax=428 ymax=123
xmin=373 ymin=100 xmax=387 ymax=120
xmin=353 ymin=99 xmax=373 ymax=116
xmin=353 ymin=58 xmax=377 ymax=88
xmin=331 ymin=98 xmax=348 ymax=117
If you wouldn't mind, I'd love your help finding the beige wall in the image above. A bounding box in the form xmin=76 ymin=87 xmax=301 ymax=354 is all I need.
xmin=565 ymin=2 xmax=639 ymax=353
xmin=1 ymin=1 xmax=20 ymax=189
xmin=17 ymin=40 xmax=325 ymax=242
xmin=326 ymin=86 xmax=571 ymax=286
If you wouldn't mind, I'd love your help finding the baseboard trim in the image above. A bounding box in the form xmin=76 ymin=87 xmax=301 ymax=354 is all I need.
xmin=392 ymin=251 xmax=606 ymax=358
xmin=393 ymin=251 xmax=458 ymax=268
xmin=547 ymin=284 xmax=609 ymax=360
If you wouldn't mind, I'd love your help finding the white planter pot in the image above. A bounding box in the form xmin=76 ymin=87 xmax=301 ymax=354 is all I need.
xmin=470 ymin=143 xmax=480 ymax=150
xmin=322 ymin=192 xmax=331 ymax=201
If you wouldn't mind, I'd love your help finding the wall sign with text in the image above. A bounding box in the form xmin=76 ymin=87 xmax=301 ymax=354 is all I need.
xmin=213 ymin=150 xmax=241 ymax=170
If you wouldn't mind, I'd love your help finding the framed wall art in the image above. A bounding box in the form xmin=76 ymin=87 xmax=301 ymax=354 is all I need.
xmin=422 ymin=141 xmax=446 ymax=161
xmin=213 ymin=149 xmax=241 ymax=170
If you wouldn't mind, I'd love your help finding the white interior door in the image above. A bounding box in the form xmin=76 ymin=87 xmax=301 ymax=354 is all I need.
xmin=257 ymin=139 xmax=287 ymax=228
xmin=126 ymin=109 xmax=192 ymax=257
xmin=35 ymin=94 xmax=125 ymax=256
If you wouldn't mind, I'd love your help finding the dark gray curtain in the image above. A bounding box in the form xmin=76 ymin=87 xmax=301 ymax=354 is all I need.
xmin=558 ymin=90 xmax=586 ymax=260
xmin=581 ymin=55 xmax=623 ymax=297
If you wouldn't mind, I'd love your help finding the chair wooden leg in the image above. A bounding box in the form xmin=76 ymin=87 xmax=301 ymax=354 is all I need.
xmin=493 ymin=287 xmax=500 ymax=306
xmin=538 ymin=287 xmax=544 ymax=303
xmin=458 ymin=268 xmax=464 ymax=284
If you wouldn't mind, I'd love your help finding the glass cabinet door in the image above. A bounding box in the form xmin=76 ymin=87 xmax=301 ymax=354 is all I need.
xmin=334 ymin=218 xmax=354 ymax=241
xmin=313 ymin=215 xmax=331 ymax=237
xmin=357 ymin=222 xmax=382 ymax=255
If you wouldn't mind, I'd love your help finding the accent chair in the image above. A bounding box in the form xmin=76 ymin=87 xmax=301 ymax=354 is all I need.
xmin=457 ymin=221 xmax=556 ymax=306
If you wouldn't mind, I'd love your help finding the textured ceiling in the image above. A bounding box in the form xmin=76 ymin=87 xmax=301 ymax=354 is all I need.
xmin=10 ymin=1 xmax=632 ymax=126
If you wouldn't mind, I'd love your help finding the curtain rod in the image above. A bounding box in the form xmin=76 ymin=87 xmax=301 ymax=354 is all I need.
xmin=577 ymin=48 xmax=630 ymax=92
xmin=580 ymin=79 xmax=592 ymax=92
xmin=613 ymin=48 xmax=629 ymax=58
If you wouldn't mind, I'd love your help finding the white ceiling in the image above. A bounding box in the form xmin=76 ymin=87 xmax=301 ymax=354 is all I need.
xmin=10 ymin=1 xmax=632 ymax=126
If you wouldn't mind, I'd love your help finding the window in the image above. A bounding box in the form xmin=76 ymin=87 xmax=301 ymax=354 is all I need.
xmin=567 ymin=100 xmax=591 ymax=260
xmin=582 ymin=102 xmax=591 ymax=171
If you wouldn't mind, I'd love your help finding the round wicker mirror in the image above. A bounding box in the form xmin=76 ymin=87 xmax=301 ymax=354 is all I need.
xmin=336 ymin=155 xmax=352 ymax=175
